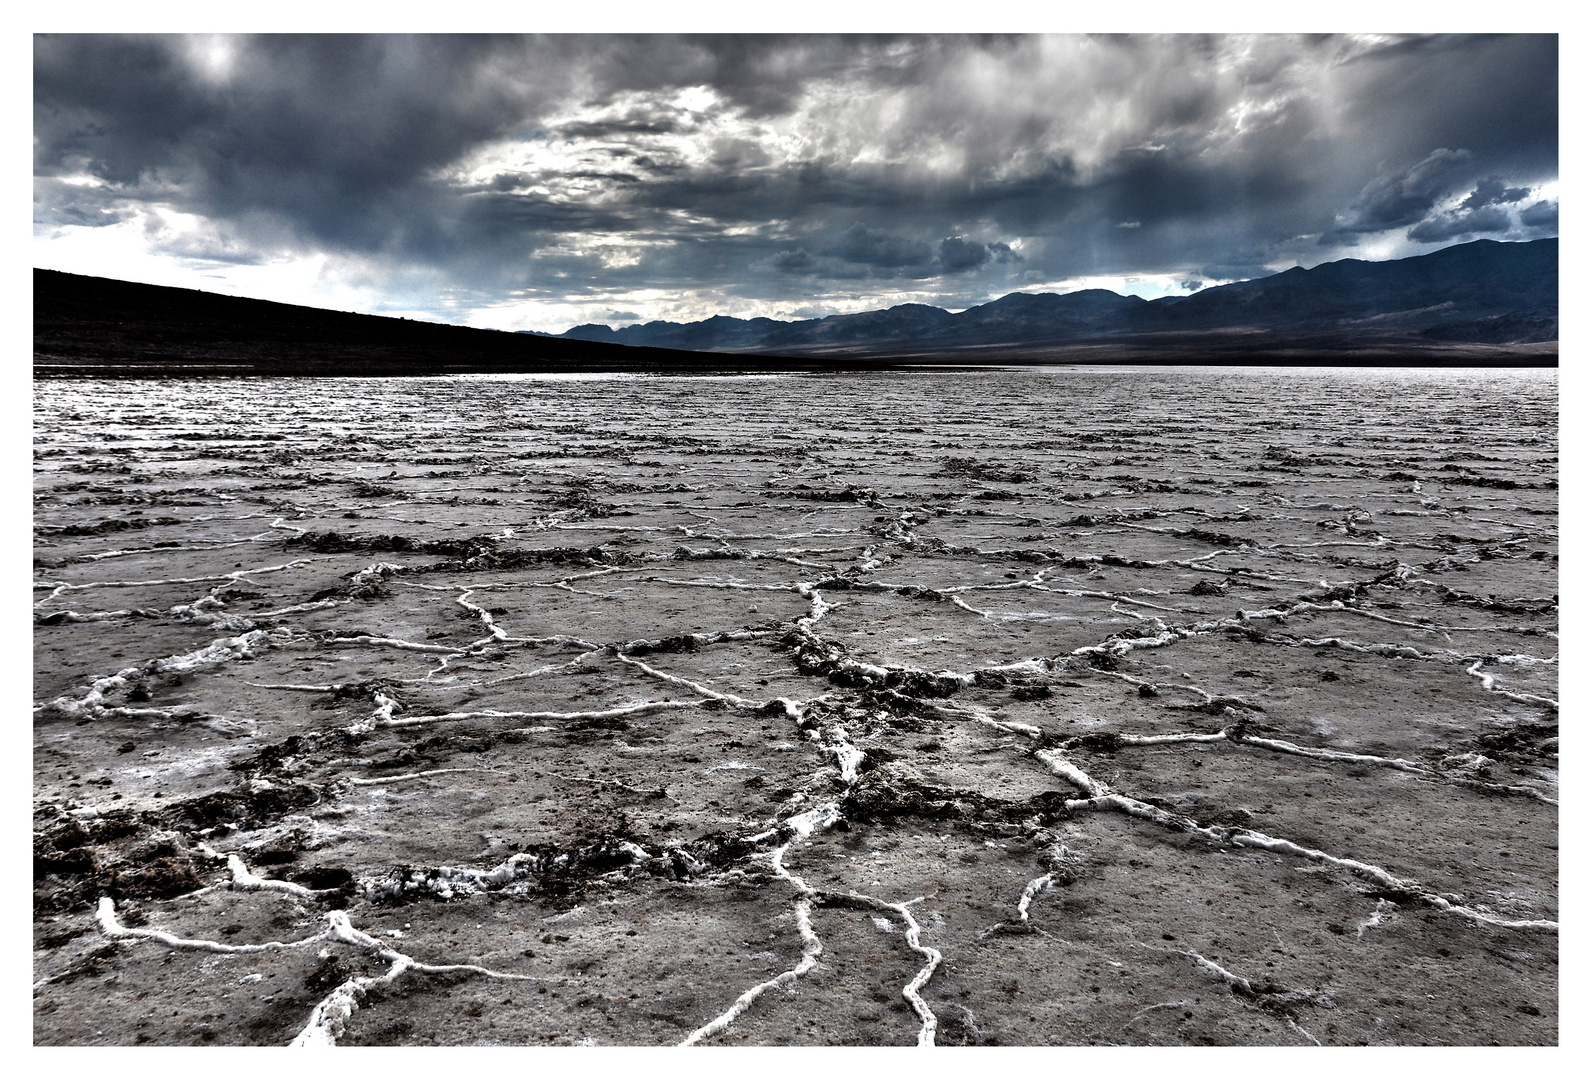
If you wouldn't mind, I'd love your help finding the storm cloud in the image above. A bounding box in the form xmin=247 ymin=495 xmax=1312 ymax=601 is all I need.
xmin=33 ymin=33 xmax=1559 ymax=330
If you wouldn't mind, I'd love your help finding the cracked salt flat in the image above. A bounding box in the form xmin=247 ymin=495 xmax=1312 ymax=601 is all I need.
xmin=34 ymin=367 xmax=1556 ymax=1045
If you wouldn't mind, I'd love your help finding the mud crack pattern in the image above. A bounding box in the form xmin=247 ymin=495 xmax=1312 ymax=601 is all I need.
xmin=33 ymin=368 xmax=1557 ymax=1045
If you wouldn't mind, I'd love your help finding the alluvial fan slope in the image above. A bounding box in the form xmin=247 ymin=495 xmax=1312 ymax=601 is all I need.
xmin=33 ymin=367 xmax=1557 ymax=1046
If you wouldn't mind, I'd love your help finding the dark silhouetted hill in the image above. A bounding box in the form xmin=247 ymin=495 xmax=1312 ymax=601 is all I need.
xmin=32 ymin=271 xmax=788 ymax=377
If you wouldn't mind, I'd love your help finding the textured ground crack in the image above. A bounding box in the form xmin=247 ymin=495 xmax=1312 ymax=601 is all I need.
xmin=33 ymin=370 xmax=1557 ymax=1046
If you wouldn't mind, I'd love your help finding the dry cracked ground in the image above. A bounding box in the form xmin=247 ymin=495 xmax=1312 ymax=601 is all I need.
xmin=32 ymin=367 xmax=1557 ymax=1046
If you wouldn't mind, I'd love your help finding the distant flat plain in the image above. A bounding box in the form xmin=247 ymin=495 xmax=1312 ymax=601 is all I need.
xmin=33 ymin=366 xmax=1557 ymax=1045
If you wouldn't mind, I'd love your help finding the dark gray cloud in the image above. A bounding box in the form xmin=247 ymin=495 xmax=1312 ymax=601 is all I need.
xmin=33 ymin=33 xmax=1558 ymax=328
xmin=829 ymin=224 xmax=934 ymax=270
xmin=1322 ymin=148 xmax=1474 ymax=241
xmin=938 ymin=237 xmax=991 ymax=272
xmin=1460 ymin=177 xmax=1532 ymax=210
xmin=1407 ymin=205 xmax=1512 ymax=243
xmin=1520 ymin=200 xmax=1559 ymax=228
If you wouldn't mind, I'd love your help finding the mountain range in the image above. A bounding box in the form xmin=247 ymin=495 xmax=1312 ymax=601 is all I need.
xmin=551 ymin=238 xmax=1557 ymax=361
xmin=35 ymin=238 xmax=1556 ymax=377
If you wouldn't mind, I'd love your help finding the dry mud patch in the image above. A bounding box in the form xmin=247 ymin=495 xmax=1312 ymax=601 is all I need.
xmin=34 ymin=368 xmax=1556 ymax=1045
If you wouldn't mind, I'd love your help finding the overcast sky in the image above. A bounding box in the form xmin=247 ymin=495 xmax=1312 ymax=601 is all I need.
xmin=33 ymin=33 xmax=1558 ymax=332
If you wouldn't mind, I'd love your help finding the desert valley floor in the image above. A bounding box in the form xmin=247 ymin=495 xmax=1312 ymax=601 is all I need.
xmin=32 ymin=366 xmax=1558 ymax=1046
